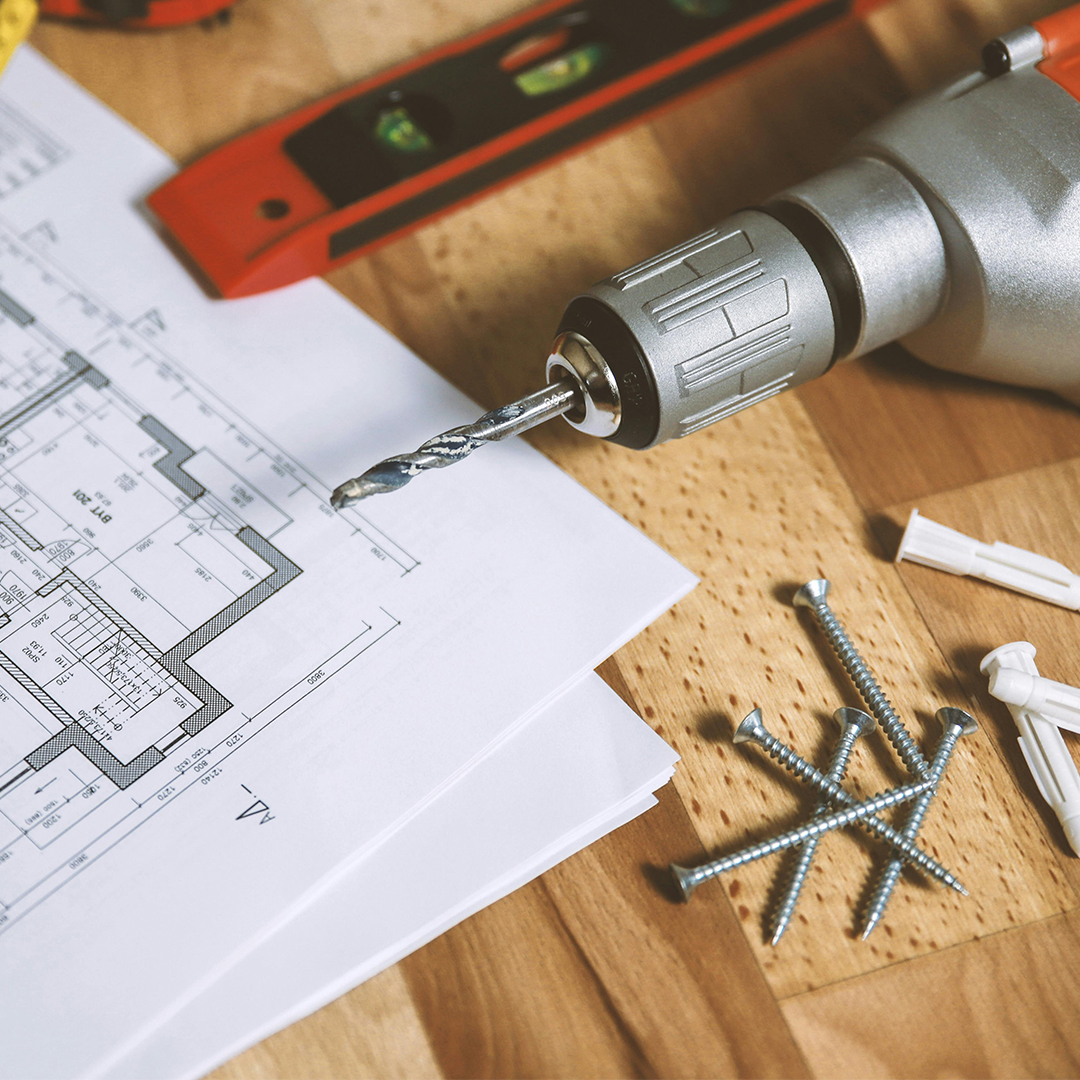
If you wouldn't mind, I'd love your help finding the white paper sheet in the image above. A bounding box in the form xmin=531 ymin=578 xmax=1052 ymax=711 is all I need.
xmin=109 ymin=672 xmax=676 ymax=1080
xmin=0 ymin=49 xmax=695 ymax=1080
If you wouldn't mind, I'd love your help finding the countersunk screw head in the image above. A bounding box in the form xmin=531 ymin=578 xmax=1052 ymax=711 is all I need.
xmin=793 ymin=579 xmax=830 ymax=608
xmin=834 ymin=706 xmax=876 ymax=739
xmin=733 ymin=707 xmax=769 ymax=746
xmin=936 ymin=706 xmax=978 ymax=737
xmin=670 ymin=863 xmax=699 ymax=901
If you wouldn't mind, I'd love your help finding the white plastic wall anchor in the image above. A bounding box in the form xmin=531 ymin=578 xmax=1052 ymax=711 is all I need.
xmin=981 ymin=642 xmax=1080 ymax=856
xmin=988 ymin=667 xmax=1080 ymax=735
xmin=896 ymin=509 xmax=1080 ymax=610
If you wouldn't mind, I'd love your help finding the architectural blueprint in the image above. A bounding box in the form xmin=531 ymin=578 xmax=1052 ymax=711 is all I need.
xmin=0 ymin=97 xmax=67 ymax=198
xmin=0 ymin=49 xmax=695 ymax=1080
xmin=0 ymin=222 xmax=409 ymax=932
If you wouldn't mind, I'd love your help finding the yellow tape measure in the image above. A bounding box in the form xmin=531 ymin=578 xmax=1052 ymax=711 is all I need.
xmin=0 ymin=0 xmax=36 ymax=76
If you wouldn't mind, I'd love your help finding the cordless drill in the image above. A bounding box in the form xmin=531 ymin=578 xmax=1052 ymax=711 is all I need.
xmin=333 ymin=5 xmax=1080 ymax=506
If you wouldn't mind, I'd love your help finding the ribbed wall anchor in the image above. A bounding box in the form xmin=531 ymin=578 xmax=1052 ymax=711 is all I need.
xmin=794 ymin=580 xmax=930 ymax=781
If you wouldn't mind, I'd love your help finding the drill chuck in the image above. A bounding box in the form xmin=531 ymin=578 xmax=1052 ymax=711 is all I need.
xmin=550 ymin=210 xmax=837 ymax=448
xmin=333 ymin=9 xmax=1080 ymax=506
xmin=551 ymin=22 xmax=1080 ymax=450
xmin=550 ymin=175 xmax=947 ymax=450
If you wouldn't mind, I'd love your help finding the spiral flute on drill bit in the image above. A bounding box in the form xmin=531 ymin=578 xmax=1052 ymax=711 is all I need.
xmin=331 ymin=380 xmax=579 ymax=508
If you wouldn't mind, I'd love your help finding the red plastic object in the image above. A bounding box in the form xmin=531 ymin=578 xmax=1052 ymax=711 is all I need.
xmin=148 ymin=0 xmax=889 ymax=298
xmin=38 ymin=0 xmax=235 ymax=28
xmin=1036 ymin=2 xmax=1080 ymax=102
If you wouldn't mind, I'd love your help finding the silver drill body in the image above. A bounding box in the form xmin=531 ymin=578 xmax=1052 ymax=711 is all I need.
xmin=734 ymin=710 xmax=966 ymax=892
xmin=770 ymin=707 xmax=875 ymax=945
xmin=332 ymin=23 xmax=1080 ymax=503
xmin=861 ymin=707 xmax=978 ymax=938
xmin=794 ymin=581 xmax=930 ymax=781
xmin=670 ymin=779 xmax=930 ymax=901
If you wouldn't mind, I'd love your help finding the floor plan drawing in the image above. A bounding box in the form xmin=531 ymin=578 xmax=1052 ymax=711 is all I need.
xmin=0 ymin=225 xmax=411 ymax=932
xmin=0 ymin=99 xmax=69 ymax=199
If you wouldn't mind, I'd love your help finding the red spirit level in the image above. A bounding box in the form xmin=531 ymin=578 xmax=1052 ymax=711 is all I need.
xmin=148 ymin=0 xmax=886 ymax=298
xmin=38 ymin=0 xmax=235 ymax=26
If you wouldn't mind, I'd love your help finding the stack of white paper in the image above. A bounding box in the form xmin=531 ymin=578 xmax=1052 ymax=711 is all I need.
xmin=109 ymin=675 xmax=677 ymax=1080
xmin=0 ymin=50 xmax=694 ymax=1080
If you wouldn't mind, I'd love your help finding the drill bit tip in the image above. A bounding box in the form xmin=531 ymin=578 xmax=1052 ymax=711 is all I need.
xmin=331 ymin=473 xmax=393 ymax=509
xmin=331 ymin=379 xmax=580 ymax=510
xmin=330 ymin=446 xmax=463 ymax=508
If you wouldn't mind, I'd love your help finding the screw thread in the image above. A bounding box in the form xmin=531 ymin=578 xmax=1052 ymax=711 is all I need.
xmin=852 ymin=793 xmax=963 ymax=890
xmin=827 ymin=728 xmax=862 ymax=779
xmin=862 ymin=728 xmax=963 ymax=936
xmin=675 ymin=781 xmax=931 ymax=894
xmin=809 ymin=602 xmax=930 ymax=780
xmin=760 ymin=732 xmax=849 ymax=803
xmin=864 ymin=860 xmax=905 ymax=930
xmin=771 ymin=728 xmax=859 ymax=944
xmin=752 ymin=732 xmax=962 ymax=890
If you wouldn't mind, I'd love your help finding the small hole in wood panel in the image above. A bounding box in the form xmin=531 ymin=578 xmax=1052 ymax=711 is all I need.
xmin=257 ymin=199 xmax=290 ymax=220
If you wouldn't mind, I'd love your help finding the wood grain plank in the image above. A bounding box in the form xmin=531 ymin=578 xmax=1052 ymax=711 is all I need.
xmin=398 ymin=876 xmax=648 ymax=1079
xmin=309 ymin=0 xmax=533 ymax=85
xmin=209 ymin=967 xmax=443 ymax=1080
xmin=649 ymin=17 xmax=908 ymax=227
xmin=562 ymin=388 xmax=1075 ymax=997
xmin=32 ymin=0 xmax=534 ymax=163
xmin=780 ymin=911 xmax=1080 ymax=1078
xmin=324 ymin=235 xmax=483 ymax=397
xmin=402 ymin=782 xmax=809 ymax=1080
xmin=32 ymin=0 xmax=341 ymax=162
xmin=541 ymin=784 xmax=810 ymax=1080
xmin=798 ymin=350 xmax=1080 ymax=513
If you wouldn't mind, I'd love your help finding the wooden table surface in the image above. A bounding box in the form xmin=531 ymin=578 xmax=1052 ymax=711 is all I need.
xmin=31 ymin=0 xmax=1080 ymax=1075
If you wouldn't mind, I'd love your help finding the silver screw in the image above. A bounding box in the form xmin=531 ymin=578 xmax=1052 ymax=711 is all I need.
xmin=671 ymin=777 xmax=931 ymax=900
xmin=770 ymin=706 xmax=876 ymax=945
xmin=734 ymin=709 xmax=966 ymax=892
xmin=861 ymin=706 xmax=978 ymax=938
xmin=794 ymin=580 xmax=931 ymax=781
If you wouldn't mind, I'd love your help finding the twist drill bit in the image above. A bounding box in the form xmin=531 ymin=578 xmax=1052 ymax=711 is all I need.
xmin=331 ymin=379 xmax=580 ymax=509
